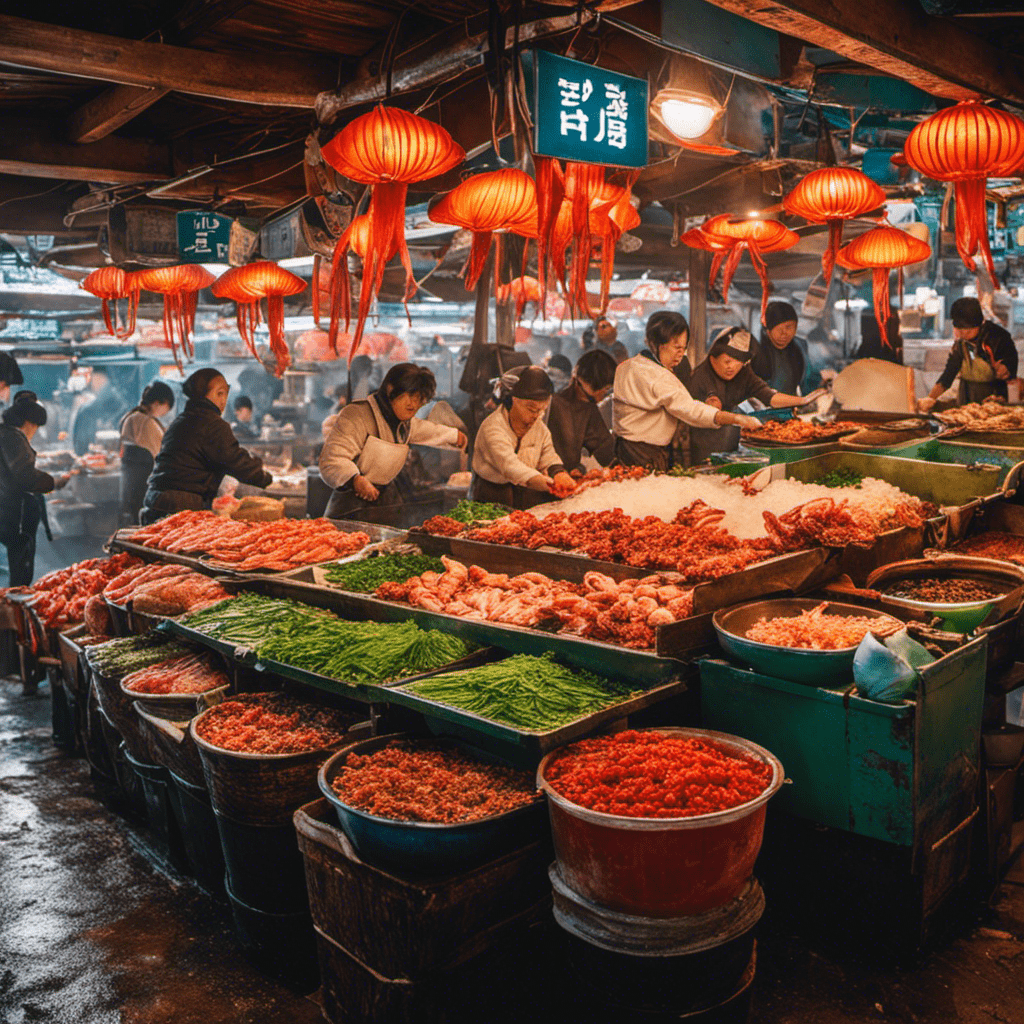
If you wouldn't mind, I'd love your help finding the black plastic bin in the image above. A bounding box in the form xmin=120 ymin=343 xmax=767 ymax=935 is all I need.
xmin=168 ymin=771 xmax=226 ymax=895
xmin=123 ymin=748 xmax=190 ymax=873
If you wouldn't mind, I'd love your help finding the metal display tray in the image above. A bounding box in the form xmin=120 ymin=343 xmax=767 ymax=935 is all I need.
xmin=219 ymin=573 xmax=684 ymax=687
xmin=376 ymin=671 xmax=688 ymax=758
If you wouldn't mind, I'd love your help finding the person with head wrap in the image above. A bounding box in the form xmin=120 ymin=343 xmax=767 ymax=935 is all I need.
xmin=471 ymin=366 xmax=574 ymax=509
xmin=319 ymin=363 xmax=466 ymax=519
xmin=750 ymin=301 xmax=811 ymax=394
xmin=0 ymin=392 xmax=70 ymax=585
xmin=0 ymin=352 xmax=24 ymax=413
xmin=141 ymin=368 xmax=272 ymax=524
xmin=548 ymin=349 xmax=617 ymax=473
xmin=918 ymin=297 xmax=1018 ymax=411
xmin=119 ymin=380 xmax=175 ymax=525
xmin=613 ymin=312 xmax=762 ymax=472
xmin=688 ymin=326 xmax=826 ymax=464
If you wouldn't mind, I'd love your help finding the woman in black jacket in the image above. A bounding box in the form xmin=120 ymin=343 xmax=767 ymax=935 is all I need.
xmin=0 ymin=392 xmax=69 ymax=585
xmin=141 ymin=368 xmax=272 ymax=524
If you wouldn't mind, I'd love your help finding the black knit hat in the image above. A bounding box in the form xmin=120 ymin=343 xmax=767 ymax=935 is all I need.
xmin=764 ymin=301 xmax=798 ymax=332
xmin=182 ymin=367 xmax=225 ymax=401
xmin=510 ymin=365 xmax=554 ymax=401
xmin=950 ymin=297 xmax=984 ymax=329
xmin=0 ymin=352 xmax=23 ymax=386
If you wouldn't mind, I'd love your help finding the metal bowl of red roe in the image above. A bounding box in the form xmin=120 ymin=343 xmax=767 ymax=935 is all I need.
xmin=319 ymin=734 xmax=546 ymax=872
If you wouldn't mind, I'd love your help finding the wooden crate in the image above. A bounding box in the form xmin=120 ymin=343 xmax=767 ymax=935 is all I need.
xmin=294 ymin=798 xmax=551 ymax=980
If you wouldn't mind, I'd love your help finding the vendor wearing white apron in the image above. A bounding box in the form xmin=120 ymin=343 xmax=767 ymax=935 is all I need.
xmin=319 ymin=363 xmax=466 ymax=519
xmin=918 ymin=297 xmax=1019 ymax=411
xmin=471 ymin=366 xmax=575 ymax=510
xmin=613 ymin=311 xmax=762 ymax=472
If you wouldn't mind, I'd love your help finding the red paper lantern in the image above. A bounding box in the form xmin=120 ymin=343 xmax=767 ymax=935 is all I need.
xmin=496 ymin=276 xmax=543 ymax=320
xmin=320 ymin=106 xmax=464 ymax=362
xmin=700 ymin=217 xmax=799 ymax=324
xmin=783 ymin=167 xmax=885 ymax=283
xmin=836 ymin=224 xmax=931 ymax=344
xmin=903 ymin=100 xmax=1024 ymax=286
xmin=81 ymin=266 xmax=142 ymax=339
xmin=212 ymin=261 xmax=306 ymax=376
xmin=136 ymin=265 xmax=215 ymax=369
xmin=429 ymin=168 xmax=538 ymax=291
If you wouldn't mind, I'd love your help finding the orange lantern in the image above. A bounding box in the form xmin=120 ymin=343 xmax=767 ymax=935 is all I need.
xmin=429 ymin=168 xmax=538 ymax=292
xmin=81 ymin=266 xmax=142 ymax=339
xmin=783 ymin=167 xmax=885 ymax=283
xmin=496 ymin=276 xmax=543 ymax=320
xmin=836 ymin=224 xmax=931 ymax=345
xmin=212 ymin=262 xmax=306 ymax=376
xmin=701 ymin=217 xmax=799 ymax=324
xmin=136 ymin=265 xmax=215 ymax=369
xmin=903 ymin=100 xmax=1024 ymax=286
xmin=320 ymin=106 xmax=464 ymax=361
xmin=589 ymin=176 xmax=641 ymax=313
xmin=534 ymin=156 xmax=566 ymax=313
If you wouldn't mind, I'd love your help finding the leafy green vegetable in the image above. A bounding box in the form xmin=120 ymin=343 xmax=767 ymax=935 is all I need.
xmin=403 ymin=652 xmax=639 ymax=732
xmin=813 ymin=467 xmax=864 ymax=489
xmin=87 ymin=634 xmax=193 ymax=677
xmin=323 ymin=554 xmax=444 ymax=593
xmin=445 ymin=500 xmax=509 ymax=523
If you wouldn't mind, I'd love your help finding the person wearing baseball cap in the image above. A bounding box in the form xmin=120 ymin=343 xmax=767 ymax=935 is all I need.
xmin=918 ymin=297 xmax=1017 ymax=412
xmin=471 ymin=365 xmax=575 ymax=509
xmin=688 ymin=326 xmax=826 ymax=464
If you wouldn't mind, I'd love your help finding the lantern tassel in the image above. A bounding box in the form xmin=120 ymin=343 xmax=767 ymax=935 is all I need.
xmin=312 ymin=254 xmax=322 ymax=328
xmin=954 ymin=179 xmax=999 ymax=289
xmin=534 ymin=157 xmax=565 ymax=315
xmin=745 ymin=242 xmax=774 ymax=326
xmin=464 ymin=229 xmax=494 ymax=291
xmin=872 ymin=267 xmax=891 ymax=349
xmin=709 ymin=248 xmax=728 ymax=293
xmin=823 ymin=219 xmax=844 ymax=285
xmin=100 ymin=300 xmax=115 ymax=338
xmin=328 ymin=221 xmax=355 ymax=355
xmin=719 ymin=243 xmax=746 ymax=303
xmin=267 ymin=294 xmax=290 ymax=377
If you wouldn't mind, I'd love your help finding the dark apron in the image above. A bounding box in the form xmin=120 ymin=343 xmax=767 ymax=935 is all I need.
xmin=0 ymin=494 xmax=48 ymax=587
xmin=688 ymin=423 xmax=741 ymax=466
xmin=324 ymin=481 xmax=404 ymax=520
xmin=614 ymin=436 xmax=673 ymax=473
xmin=120 ymin=443 xmax=154 ymax=526
xmin=959 ymin=379 xmax=1007 ymax=404
xmin=469 ymin=474 xmax=553 ymax=511
xmin=140 ymin=488 xmax=209 ymax=525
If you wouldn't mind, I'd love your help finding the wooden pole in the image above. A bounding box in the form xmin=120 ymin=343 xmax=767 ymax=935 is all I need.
xmin=688 ymin=248 xmax=710 ymax=366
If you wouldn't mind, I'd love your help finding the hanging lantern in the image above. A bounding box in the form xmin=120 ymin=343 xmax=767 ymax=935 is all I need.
xmin=496 ymin=276 xmax=543 ymax=321
xmin=700 ymin=217 xmax=799 ymax=324
xmin=136 ymin=265 xmax=215 ymax=370
xmin=81 ymin=266 xmax=142 ymax=339
xmin=836 ymin=224 xmax=931 ymax=345
xmin=533 ymin=156 xmax=566 ymax=314
xmin=902 ymin=100 xmax=1024 ymax=286
xmin=679 ymin=214 xmax=735 ymax=293
xmin=783 ymin=167 xmax=886 ymax=283
xmin=428 ymin=168 xmax=538 ymax=292
xmin=212 ymin=262 xmax=306 ymax=376
xmin=320 ymin=106 xmax=464 ymax=362
xmin=588 ymin=176 xmax=641 ymax=313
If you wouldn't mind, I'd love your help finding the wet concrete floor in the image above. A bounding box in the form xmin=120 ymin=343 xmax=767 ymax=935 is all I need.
xmin=1 ymin=675 xmax=1022 ymax=1024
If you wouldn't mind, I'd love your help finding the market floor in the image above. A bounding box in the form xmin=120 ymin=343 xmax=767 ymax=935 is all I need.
xmin=1 ymin=677 xmax=1022 ymax=1024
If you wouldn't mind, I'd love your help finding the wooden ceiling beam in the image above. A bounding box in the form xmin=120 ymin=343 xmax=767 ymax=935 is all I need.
xmin=0 ymin=120 xmax=170 ymax=183
xmin=67 ymin=0 xmax=253 ymax=144
xmin=698 ymin=0 xmax=1024 ymax=104
xmin=0 ymin=14 xmax=335 ymax=109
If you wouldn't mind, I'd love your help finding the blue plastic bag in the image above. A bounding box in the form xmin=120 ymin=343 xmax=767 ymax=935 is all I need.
xmin=853 ymin=629 xmax=934 ymax=703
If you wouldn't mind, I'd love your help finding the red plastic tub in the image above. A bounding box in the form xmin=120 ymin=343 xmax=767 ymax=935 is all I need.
xmin=536 ymin=728 xmax=783 ymax=917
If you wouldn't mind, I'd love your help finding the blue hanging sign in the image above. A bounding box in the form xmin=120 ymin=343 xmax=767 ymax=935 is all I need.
xmin=176 ymin=210 xmax=232 ymax=262
xmin=525 ymin=50 xmax=648 ymax=169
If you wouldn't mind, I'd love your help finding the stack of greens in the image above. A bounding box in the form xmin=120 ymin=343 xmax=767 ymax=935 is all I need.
xmin=444 ymin=500 xmax=509 ymax=524
xmin=813 ymin=467 xmax=863 ymax=489
xmin=87 ymin=634 xmax=194 ymax=677
xmin=182 ymin=592 xmax=474 ymax=683
xmin=402 ymin=653 xmax=640 ymax=731
xmin=323 ymin=554 xmax=444 ymax=593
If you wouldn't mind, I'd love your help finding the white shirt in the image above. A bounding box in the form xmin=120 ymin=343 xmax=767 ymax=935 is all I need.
xmin=472 ymin=406 xmax=562 ymax=487
xmin=613 ymin=353 xmax=719 ymax=446
xmin=319 ymin=394 xmax=458 ymax=489
xmin=120 ymin=410 xmax=165 ymax=457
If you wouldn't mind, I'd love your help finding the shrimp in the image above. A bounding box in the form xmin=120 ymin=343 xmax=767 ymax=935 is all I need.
xmin=633 ymin=585 xmax=659 ymax=601
xmin=440 ymin=556 xmax=468 ymax=581
xmin=647 ymin=608 xmax=675 ymax=627
xmin=584 ymin=571 xmax=618 ymax=594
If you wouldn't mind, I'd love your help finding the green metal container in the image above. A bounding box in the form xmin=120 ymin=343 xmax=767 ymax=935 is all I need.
xmin=698 ymin=633 xmax=986 ymax=852
xmin=860 ymin=438 xmax=1024 ymax=485
xmin=740 ymin=440 xmax=846 ymax=465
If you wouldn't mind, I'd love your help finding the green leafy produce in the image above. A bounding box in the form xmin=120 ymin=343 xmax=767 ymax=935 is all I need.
xmin=445 ymin=500 xmax=509 ymax=523
xmin=181 ymin=593 xmax=332 ymax=648
xmin=402 ymin=652 xmax=640 ymax=732
xmin=87 ymin=634 xmax=194 ymax=677
xmin=259 ymin=618 xmax=473 ymax=684
xmin=183 ymin=592 xmax=473 ymax=683
xmin=814 ymin=467 xmax=864 ymax=489
xmin=324 ymin=554 xmax=444 ymax=593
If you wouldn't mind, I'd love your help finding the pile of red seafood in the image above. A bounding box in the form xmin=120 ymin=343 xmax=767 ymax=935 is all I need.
xmin=741 ymin=419 xmax=861 ymax=444
xmin=103 ymin=562 xmax=229 ymax=616
xmin=27 ymin=554 xmax=141 ymax=632
xmin=122 ymin=652 xmax=230 ymax=695
xmin=463 ymin=502 xmax=778 ymax=580
xmin=332 ymin=740 xmax=538 ymax=823
xmin=949 ymin=531 xmax=1024 ymax=565
xmin=195 ymin=692 xmax=359 ymax=754
xmin=128 ymin=511 xmax=370 ymax=571
xmin=745 ymin=602 xmax=902 ymax=650
xmin=543 ymin=730 xmax=774 ymax=818
xmin=762 ymin=496 xmax=935 ymax=550
xmin=374 ymin=556 xmax=693 ymax=649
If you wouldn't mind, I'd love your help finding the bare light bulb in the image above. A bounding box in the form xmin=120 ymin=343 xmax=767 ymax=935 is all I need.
xmin=652 ymin=90 xmax=723 ymax=142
